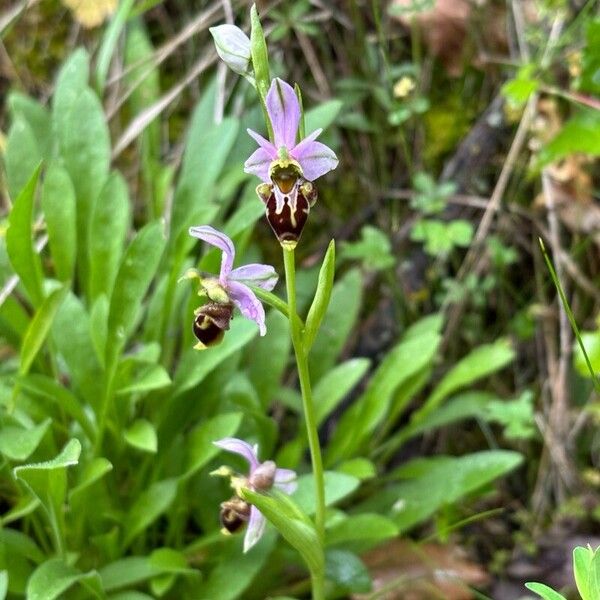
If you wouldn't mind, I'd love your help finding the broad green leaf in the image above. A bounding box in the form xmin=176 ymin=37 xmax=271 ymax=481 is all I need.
xmin=524 ymin=582 xmax=567 ymax=600
xmin=375 ymin=451 xmax=522 ymax=533
xmin=89 ymin=172 xmax=130 ymax=301
xmin=41 ymin=164 xmax=77 ymax=282
xmin=8 ymin=92 xmax=53 ymax=157
xmin=171 ymin=103 xmax=238 ymax=242
xmin=106 ymin=220 xmax=166 ymax=365
xmin=242 ymin=488 xmax=323 ymax=577
xmin=6 ymin=165 xmax=44 ymax=306
xmin=0 ymin=418 xmax=51 ymax=461
xmin=124 ymin=419 xmax=157 ymax=453
xmin=183 ymin=412 xmax=243 ymax=479
xmin=58 ymin=87 xmax=111 ymax=285
xmin=1 ymin=495 xmax=40 ymax=525
xmin=414 ymin=338 xmax=515 ymax=422
xmin=52 ymin=292 xmax=104 ymax=407
xmin=194 ymin=533 xmax=276 ymax=600
xmin=18 ymin=374 xmax=96 ymax=441
xmin=575 ymin=331 xmax=600 ymax=378
xmin=123 ymin=479 xmax=178 ymax=548
xmin=20 ymin=284 xmax=69 ymax=375
xmin=340 ymin=225 xmax=395 ymax=271
xmin=26 ymin=559 xmax=102 ymax=600
xmin=305 ymin=99 xmax=343 ymax=132
xmin=90 ymin=294 xmax=109 ymax=365
xmin=305 ymin=240 xmax=335 ymax=350
xmin=337 ymin=457 xmax=376 ymax=480
xmin=326 ymin=513 xmax=398 ymax=546
xmin=69 ymin=457 xmax=113 ymax=502
xmin=52 ymin=49 xmax=90 ymax=139
xmin=173 ymin=318 xmax=257 ymax=396
xmin=5 ymin=118 xmax=42 ymax=200
xmin=590 ymin=547 xmax=600 ymax=600
xmin=293 ymin=471 xmax=360 ymax=516
xmin=314 ymin=358 xmax=370 ymax=425
xmin=309 ymin=269 xmax=363 ymax=381
xmin=110 ymin=593 xmax=154 ymax=600
xmin=248 ymin=310 xmax=292 ymax=408
xmin=327 ymin=329 xmax=441 ymax=463
xmin=574 ymin=546 xmax=594 ymax=600
xmin=539 ymin=110 xmax=600 ymax=166
xmin=116 ymin=362 xmax=171 ymax=395
xmin=0 ymin=571 xmax=7 ymax=600
xmin=325 ymin=549 xmax=372 ymax=593
xmin=13 ymin=439 xmax=81 ymax=548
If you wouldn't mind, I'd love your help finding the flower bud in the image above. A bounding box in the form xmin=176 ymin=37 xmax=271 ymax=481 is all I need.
xmin=209 ymin=25 xmax=251 ymax=76
xmin=249 ymin=460 xmax=276 ymax=491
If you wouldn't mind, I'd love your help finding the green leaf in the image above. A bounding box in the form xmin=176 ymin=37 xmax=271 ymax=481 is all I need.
xmin=580 ymin=19 xmax=600 ymax=95
xmin=89 ymin=172 xmax=131 ymax=302
xmin=309 ymin=269 xmax=363 ymax=381
xmin=69 ymin=457 xmax=113 ymax=502
xmin=124 ymin=419 xmax=157 ymax=453
xmin=305 ymin=100 xmax=343 ymax=132
xmin=337 ymin=457 xmax=376 ymax=480
xmin=539 ymin=110 xmax=600 ymax=165
xmin=326 ymin=513 xmax=398 ymax=546
xmin=8 ymin=92 xmax=53 ymax=158
xmin=524 ymin=582 xmax=567 ymax=600
xmin=0 ymin=418 xmax=51 ymax=461
xmin=340 ymin=226 xmax=395 ymax=271
xmin=5 ymin=118 xmax=43 ymax=200
xmin=13 ymin=440 xmax=81 ymax=550
xmin=0 ymin=571 xmax=7 ymax=600
xmin=19 ymin=284 xmax=69 ymax=375
xmin=6 ymin=164 xmax=44 ymax=306
xmin=26 ymin=559 xmax=102 ymax=600
xmin=575 ymin=331 xmax=600 ymax=378
xmin=58 ymin=87 xmax=111 ymax=283
xmin=325 ymin=549 xmax=372 ymax=593
xmin=414 ymin=338 xmax=515 ymax=422
xmin=327 ymin=329 xmax=441 ymax=463
xmin=116 ymin=362 xmax=171 ymax=395
xmin=106 ymin=220 xmax=166 ymax=365
xmin=314 ymin=358 xmax=370 ymax=425
xmin=95 ymin=0 xmax=136 ymax=92
xmin=305 ymin=240 xmax=335 ymax=350
xmin=41 ymin=164 xmax=77 ymax=282
xmin=293 ymin=471 xmax=360 ymax=515
xmin=183 ymin=412 xmax=243 ymax=479
xmin=123 ymin=479 xmax=178 ymax=548
xmin=574 ymin=546 xmax=595 ymax=600
xmin=242 ymin=488 xmax=323 ymax=577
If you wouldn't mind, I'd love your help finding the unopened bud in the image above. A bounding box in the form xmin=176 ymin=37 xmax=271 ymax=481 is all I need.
xmin=210 ymin=25 xmax=251 ymax=76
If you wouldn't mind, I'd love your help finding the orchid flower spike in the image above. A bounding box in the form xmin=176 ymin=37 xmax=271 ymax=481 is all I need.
xmin=187 ymin=226 xmax=278 ymax=348
xmin=245 ymin=79 xmax=338 ymax=248
xmin=244 ymin=78 xmax=338 ymax=184
xmin=213 ymin=437 xmax=297 ymax=552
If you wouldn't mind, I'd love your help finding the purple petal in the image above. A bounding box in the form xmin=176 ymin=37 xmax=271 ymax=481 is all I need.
xmin=244 ymin=147 xmax=274 ymax=182
xmin=189 ymin=225 xmax=235 ymax=280
xmin=274 ymin=468 xmax=297 ymax=495
xmin=243 ymin=506 xmax=266 ymax=552
xmin=213 ymin=438 xmax=260 ymax=471
xmin=247 ymin=128 xmax=277 ymax=155
xmin=227 ymin=281 xmax=267 ymax=335
xmin=229 ymin=264 xmax=278 ymax=291
xmin=266 ymin=78 xmax=300 ymax=150
xmin=291 ymin=130 xmax=338 ymax=181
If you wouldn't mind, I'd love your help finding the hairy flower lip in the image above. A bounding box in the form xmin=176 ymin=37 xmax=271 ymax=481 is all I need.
xmin=244 ymin=78 xmax=338 ymax=183
xmin=213 ymin=437 xmax=297 ymax=552
xmin=188 ymin=226 xmax=278 ymax=339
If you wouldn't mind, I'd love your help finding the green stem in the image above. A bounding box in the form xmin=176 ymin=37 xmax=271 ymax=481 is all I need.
xmin=283 ymin=247 xmax=326 ymax=600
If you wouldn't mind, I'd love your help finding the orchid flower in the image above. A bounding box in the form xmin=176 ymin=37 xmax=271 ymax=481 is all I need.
xmin=244 ymin=78 xmax=338 ymax=183
xmin=214 ymin=437 xmax=297 ymax=552
xmin=187 ymin=226 xmax=277 ymax=348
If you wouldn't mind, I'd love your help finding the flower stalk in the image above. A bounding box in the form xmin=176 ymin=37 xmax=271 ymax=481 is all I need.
xmin=283 ymin=246 xmax=326 ymax=600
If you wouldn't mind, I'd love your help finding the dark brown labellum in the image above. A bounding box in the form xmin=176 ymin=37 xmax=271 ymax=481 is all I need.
xmin=256 ymin=177 xmax=318 ymax=249
xmin=219 ymin=496 xmax=251 ymax=534
xmin=193 ymin=302 xmax=233 ymax=349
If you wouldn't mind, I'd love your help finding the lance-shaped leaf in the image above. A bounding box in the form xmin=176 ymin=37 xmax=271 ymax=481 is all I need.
xmin=0 ymin=418 xmax=51 ymax=462
xmin=241 ymin=487 xmax=324 ymax=578
xmin=304 ymin=240 xmax=335 ymax=351
xmin=6 ymin=164 xmax=44 ymax=307
xmin=26 ymin=558 xmax=103 ymax=600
